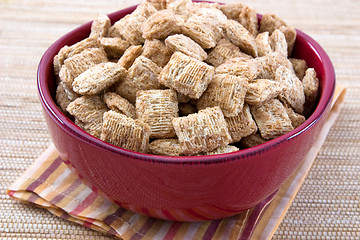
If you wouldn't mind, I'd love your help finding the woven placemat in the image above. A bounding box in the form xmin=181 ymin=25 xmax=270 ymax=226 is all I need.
xmin=1 ymin=0 xmax=359 ymax=239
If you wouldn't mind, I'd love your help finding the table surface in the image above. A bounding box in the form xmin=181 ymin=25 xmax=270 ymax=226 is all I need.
xmin=1 ymin=0 xmax=359 ymax=239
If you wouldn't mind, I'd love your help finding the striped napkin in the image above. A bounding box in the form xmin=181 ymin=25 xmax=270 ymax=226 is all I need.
xmin=7 ymin=85 xmax=345 ymax=240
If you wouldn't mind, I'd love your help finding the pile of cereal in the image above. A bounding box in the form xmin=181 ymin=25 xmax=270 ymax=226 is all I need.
xmin=54 ymin=0 xmax=319 ymax=156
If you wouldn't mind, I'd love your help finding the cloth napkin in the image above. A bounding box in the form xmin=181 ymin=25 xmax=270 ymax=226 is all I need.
xmin=7 ymin=85 xmax=346 ymax=240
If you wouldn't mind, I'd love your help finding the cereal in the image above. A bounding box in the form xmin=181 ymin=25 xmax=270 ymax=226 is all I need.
xmin=100 ymin=37 xmax=130 ymax=59
xmin=250 ymin=99 xmax=294 ymax=140
xmin=255 ymin=32 xmax=272 ymax=57
xmin=245 ymin=79 xmax=284 ymax=106
xmin=201 ymin=145 xmax=239 ymax=155
xmin=142 ymin=39 xmax=173 ymax=67
xmin=59 ymin=47 xmax=108 ymax=89
xmin=146 ymin=0 xmax=174 ymax=10
xmin=142 ymin=10 xmax=179 ymax=40
xmin=302 ymin=68 xmax=319 ymax=114
xmin=224 ymin=19 xmax=257 ymax=57
xmin=216 ymin=58 xmax=260 ymax=81
xmin=225 ymin=103 xmax=257 ymax=142
xmin=114 ymin=2 xmax=157 ymax=45
xmin=73 ymin=62 xmax=126 ymax=95
xmin=285 ymin=105 xmax=306 ymax=128
xmin=116 ymin=56 xmax=162 ymax=103
xmin=181 ymin=15 xmax=222 ymax=49
xmin=159 ymin=52 xmax=214 ymax=99
xmin=290 ymin=58 xmax=308 ymax=80
xmin=172 ymin=106 xmax=232 ymax=155
xmin=270 ymin=29 xmax=288 ymax=56
xmin=56 ymin=81 xmax=80 ymax=114
xmin=197 ymin=74 xmax=248 ymax=117
xmin=103 ymin=92 xmax=136 ymax=118
xmin=136 ymin=89 xmax=178 ymax=138
xmin=90 ymin=14 xmax=111 ymax=39
xmin=149 ymin=138 xmax=184 ymax=156
xmin=275 ymin=65 xmax=305 ymax=114
xmin=165 ymin=34 xmax=207 ymax=61
xmin=66 ymin=95 xmax=109 ymax=138
xmin=257 ymin=52 xmax=293 ymax=79
xmin=168 ymin=0 xmax=192 ymax=16
xmin=240 ymin=132 xmax=267 ymax=148
xmin=101 ymin=110 xmax=151 ymax=153
xmin=117 ymin=45 xmax=143 ymax=69
xmin=239 ymin=5 xmax=259 ymax=37
xmin=219 ymin=3 xmax=245 ymax=20
xmin=53 ymin=38 xmax=100 ymax=77
xmin=53 ymin=0 xmax=320 ymax=155
xmin=259 ymin=14 xmax=296 ymax=55
xmin=206 ymin=39 xmax=251 ymax=67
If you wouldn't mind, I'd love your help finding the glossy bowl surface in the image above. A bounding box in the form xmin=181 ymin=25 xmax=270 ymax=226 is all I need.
xmin=38 ymin=3 xmax=335 ymax=221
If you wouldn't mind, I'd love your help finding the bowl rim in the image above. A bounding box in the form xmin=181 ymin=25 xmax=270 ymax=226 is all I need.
xmin=37 ymin=3 xmax=336 ymax=165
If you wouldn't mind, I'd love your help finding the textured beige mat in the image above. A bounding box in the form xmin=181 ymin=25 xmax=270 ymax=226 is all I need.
xmin=1 ymin=0 xmax=359 ymax=239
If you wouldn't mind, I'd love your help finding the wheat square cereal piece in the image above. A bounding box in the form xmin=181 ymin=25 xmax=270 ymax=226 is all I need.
xmin=142 ymin=39 xmax=173 ymax=67
xmin=136 ymin=89 xmax=178 ymax=138
xmin=270 ymin=29 xmax=288 ymax=56
xmin=257 ymin=52 xmax=293 ymax=79
xmin=100 ymin=37 xmax=130 ymax=59
xmin=240 ymin=132 xmax=267 ymax=148
xmin=103 ymin=92 xmax=136 ymax=118
xmin=181 ymin=15 xmax=222 ymax=49
xmin=216 ymin=58 xmax=260 ymax=81
xmin=146 ymin=0 xmax=175 ymax=10
xmin=225 ymin=103 xmax=257 ymax=143
xmin=285 ymin=105 xmax=306 ymax=128
xmin=168 ymin=0 xmax=192 ymax=17
xmin=219 ymin=3 xmax=245 ymax=20
xmin=73 ymin=62 xmax=126 ymax=95
xmin=90 ymin=14 xmax=111 ymax=39
xmin=149 ymin=138 xmax=184 ymax=156
xmin=159 ymin=52 xmax=214 ymax=99
xmin=245 ymin=79 xmax=284 ymax=106
xmin=239 ymin=5 xmax=259 ymax=37
xmin=191 ymin=1 xmax=220 ymax=10
xmin=53 ymin=37 xmax=100 ymax=76
xmin=59 ymin=48 xmax=108 ymax=89
xmin=178 ymin=103 xmax=197 ymax=116
xmin=142 ymin=10 xmax=179 ymax=40
xmin=275 ymin=65 xmax=305 ymax=114
xmin=197 ymin=74 xmax=248 ymax=117
xmin=117 ymin=45 xmax=143 ymax=70
xmin=201 ymin=145 xmax=239 ymax=155
xmin=116 ymin=56 xmax=162 ymax=103
xmin=302 ymin=68 xmax=319 ymax=114
xmin=172 ymin=106 xmax=232 ymax=155
xmin=106 ymin=25 xmax=122 ymax=38
xmin=114 ymin=2 xmax=157 ymax=45
xmin=101 ymin=110 xmax=150 ymax=153
xmin=191 ymin=7 xmax=227 ymax=27
xmin=250 ymin=99 xmax=293 ymax=139
xmin=66 ymin=95 xmax=109 ymax=138
xmin=56 ymin=81 xmax=81 ymax=114
xmin=206 ymin=39 xmax=252 ymax=67
xmin=259 ymin=14 xmax=296 ymax=55
xmin=225 ymin=19 xmax=257 ymax=57
xmin=256 ymin=32 xmax=272 ymax=57
xmin=290 ymin=58 xmax=308 ymax=80
xmin=165 ymin=34 xmax=207 ymax=61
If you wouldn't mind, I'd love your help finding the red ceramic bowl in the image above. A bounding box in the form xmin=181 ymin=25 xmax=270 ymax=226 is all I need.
xmin=37 ymin=3 xmax=335 ymax=221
